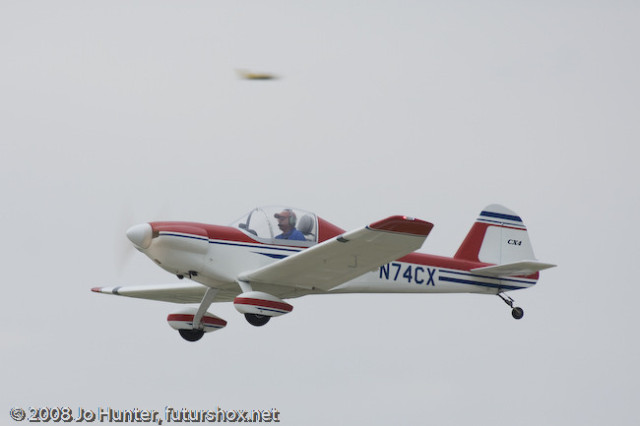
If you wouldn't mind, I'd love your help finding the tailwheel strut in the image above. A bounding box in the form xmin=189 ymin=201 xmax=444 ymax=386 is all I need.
xmin=498 ymin=292 xmax=524 ymax=320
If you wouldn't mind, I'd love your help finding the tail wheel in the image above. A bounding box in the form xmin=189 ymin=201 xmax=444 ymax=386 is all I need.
xmin=245 ymin=313 xmax=270 ymax=327
xmin=511 ymin=307 xmax=524 ymax=320
xmin=498 ymin=292 xmax=525 ymax=320
xmin=179 ymin=329 xmax=205 ymax=342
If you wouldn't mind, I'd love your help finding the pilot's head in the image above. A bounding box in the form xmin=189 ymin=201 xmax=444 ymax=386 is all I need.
xmin=274 ymin=209 xmax=296 ymax=232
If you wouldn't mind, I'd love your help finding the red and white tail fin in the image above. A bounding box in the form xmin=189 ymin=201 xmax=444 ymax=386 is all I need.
xmin=454 ymin=205 xmax=554 ymax=275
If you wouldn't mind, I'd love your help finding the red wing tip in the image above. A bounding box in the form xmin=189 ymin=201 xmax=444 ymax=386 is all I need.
xmin=91 ymin=287 xmax=102 ymax=293
xmin=369 ymin=216 xmax=434 ymax=236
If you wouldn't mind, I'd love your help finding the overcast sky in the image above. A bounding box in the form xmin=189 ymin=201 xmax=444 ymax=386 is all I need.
xmin=2 ymin=1 xmax=639 ymax=425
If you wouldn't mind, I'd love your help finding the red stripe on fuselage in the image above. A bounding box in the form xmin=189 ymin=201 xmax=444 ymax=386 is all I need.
xmin=150 ymin=221 xmax=340 ymax=246
xmin=151 ymin=222 xmax=258 ymax=244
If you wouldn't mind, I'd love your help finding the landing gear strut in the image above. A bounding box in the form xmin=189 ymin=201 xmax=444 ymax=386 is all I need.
xmin=498 ymin=292 xmax=524 ymax=320
xmin=177 ymin=287 xmax=219 ymax=342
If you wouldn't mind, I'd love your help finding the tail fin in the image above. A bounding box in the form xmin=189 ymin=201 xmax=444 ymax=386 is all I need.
xmin=454 ymin=204 xmax=537 ymax=265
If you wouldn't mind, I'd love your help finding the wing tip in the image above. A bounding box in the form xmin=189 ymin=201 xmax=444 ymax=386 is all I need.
xmin=368 ymin=216 xmax=434 ymax=236
xmin=91 ymin=286 xmax=120 ymax=295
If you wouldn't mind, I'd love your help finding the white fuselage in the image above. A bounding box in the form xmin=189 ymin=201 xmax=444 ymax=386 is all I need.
xmin=141 ymin=232 xmax=537 ymax=299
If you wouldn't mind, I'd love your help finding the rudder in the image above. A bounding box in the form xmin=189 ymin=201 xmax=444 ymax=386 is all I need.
xmin=454 ymin=204 xmax=536 ymax=265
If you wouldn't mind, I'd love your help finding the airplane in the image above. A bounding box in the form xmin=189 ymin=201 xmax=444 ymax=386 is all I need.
xmin=92 ymin=204 xmax=555 ymax=342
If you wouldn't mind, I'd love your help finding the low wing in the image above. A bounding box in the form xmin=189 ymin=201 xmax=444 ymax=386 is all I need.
xmin=238 ymin=216 xmax=433 ymax=291
xmin=91 ymin=283 xmax=239 ymax=303
xmin=471 ymin=260 xmax=556 ymax=277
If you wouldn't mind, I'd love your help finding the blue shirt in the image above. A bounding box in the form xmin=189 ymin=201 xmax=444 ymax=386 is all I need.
xmin=275 ymin=229 xmax=307 ymax=241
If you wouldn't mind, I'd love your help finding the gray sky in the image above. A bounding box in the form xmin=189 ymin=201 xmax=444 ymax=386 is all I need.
xmin=2 ymin=1 xmax=639 ymax=425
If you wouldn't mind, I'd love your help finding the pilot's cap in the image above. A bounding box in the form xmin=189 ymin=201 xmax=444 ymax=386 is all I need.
xmin=274 ymin=209 xmax=296 ymax=225
xmin=274 ymin=209 xmax=294 ymax=220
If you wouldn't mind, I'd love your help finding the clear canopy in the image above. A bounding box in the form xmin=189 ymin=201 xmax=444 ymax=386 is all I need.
xmin=230 ymin=206 xmax=318 ymax=245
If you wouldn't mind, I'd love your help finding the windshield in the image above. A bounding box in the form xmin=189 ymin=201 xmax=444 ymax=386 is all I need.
xmin=230 ymin=206 xmax=318 ymax=245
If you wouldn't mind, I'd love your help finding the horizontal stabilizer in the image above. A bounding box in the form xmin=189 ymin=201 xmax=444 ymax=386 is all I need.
xmin=471 ymin=260 xmax=556 ymax=277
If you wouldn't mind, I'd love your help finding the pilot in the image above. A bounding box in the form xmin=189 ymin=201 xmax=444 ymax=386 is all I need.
xmin=274 ymin=209 xmax=306 ymax=241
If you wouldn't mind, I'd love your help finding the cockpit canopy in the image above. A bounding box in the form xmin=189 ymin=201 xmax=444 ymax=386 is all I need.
xmin=230 ymin=206 xmax=318 ymax=245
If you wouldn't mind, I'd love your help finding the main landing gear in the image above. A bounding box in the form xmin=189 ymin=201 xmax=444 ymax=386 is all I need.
xmin=498 ymin=292 xmax=524 ymax=320
xmin=179 ymin=329 xmax=205 ymax=342
xmin=244 ymin=313 xmax=270 ymax=327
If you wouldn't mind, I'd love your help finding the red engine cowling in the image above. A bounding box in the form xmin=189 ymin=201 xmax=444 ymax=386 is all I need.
xmin=167 ymin=307 xmax=227 ymax=332
xmin=233 ymin=291 xmax=293 ymax=317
